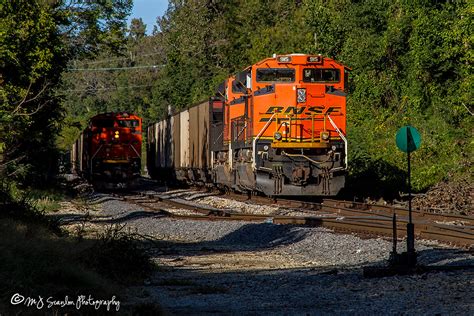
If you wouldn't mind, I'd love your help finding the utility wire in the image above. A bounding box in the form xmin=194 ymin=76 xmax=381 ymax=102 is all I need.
xmin=63 ymin=84 xmax=155 ymax=92
xmin=68 ymin=64 xmax=164 ymax=71
xmin=72 ymin=52 xmax=164 ymax=66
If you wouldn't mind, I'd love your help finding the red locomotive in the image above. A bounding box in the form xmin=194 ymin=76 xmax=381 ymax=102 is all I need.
xmin=147 ymin=54 xmax=349 ymax=196
xmin=71 ymin=112 xmax=142 ymax=189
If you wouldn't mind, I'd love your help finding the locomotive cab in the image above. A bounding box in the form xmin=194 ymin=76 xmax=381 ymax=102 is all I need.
xmin=146 ymin=53 xmax=349 ymax=197
xmin=74 ymin=112 xmax=142 ymax=189
xmin=224 ymin=54 xmax=349 ymax=196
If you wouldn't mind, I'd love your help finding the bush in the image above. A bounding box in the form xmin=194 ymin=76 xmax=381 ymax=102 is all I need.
xmin=81 ymin=224 xmax=154 ymax=284
xmin=0 ymin=180 xmax=61 ymax=233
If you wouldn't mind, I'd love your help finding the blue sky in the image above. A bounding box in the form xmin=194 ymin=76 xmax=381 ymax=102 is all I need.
xmin=127 ymin=0 xmax=169 ymax=34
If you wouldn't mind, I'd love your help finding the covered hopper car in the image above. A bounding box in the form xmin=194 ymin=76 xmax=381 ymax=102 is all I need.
xmin=147 ymin=54 xmax=349 ymax=196
xmin=71 ymin=112 xmax=142 ymax=189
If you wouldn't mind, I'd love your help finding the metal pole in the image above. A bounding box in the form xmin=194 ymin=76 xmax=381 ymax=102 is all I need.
xmin=406 ymin=130 xmax=415 ymax=264
xmin=393 ymin=213 xmax=397 ymax=254
xmin=408 ymin=149 xmax=412 ymax=224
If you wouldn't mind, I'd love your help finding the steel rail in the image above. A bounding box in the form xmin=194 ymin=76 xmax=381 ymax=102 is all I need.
xmin=221 ymin=192 xmax=474 ymax=226
xmin=322 ymin=199 xmax=474 ymax=226
xmin=121 ymin=192 xmax=474 ymax=248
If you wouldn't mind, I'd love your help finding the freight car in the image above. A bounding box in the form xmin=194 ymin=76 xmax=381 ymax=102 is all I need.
xmin=71 ymin=112 xmax=142 ymax=189
xmin=147 ymin=54 xmax=349 ymax=196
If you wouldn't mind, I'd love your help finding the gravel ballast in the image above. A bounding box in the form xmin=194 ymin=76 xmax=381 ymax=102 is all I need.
xmin=55 ymin=189 xmax=474 ymax=315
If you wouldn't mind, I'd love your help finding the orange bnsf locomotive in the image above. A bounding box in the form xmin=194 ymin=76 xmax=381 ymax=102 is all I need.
xmin=71 ymin=112 xmax=142 ymax=189
xmin=147 ymin=54 xmax=349 ymax=196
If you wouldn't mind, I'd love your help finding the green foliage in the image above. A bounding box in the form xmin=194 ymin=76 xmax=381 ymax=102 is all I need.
xmin=60 ymin=0 xmax=473 ymax=195
xmin=342 ymin=1 xmax=472 ymax=191
xmin=0 ymin=180 xmax=154 ymax=314
xmin=0 ymin=218 xmax=119 ymax=314
xmin=59 ymin=32 xmax=164 ymax=132
xmin=0 ymin=0 xmax=132 ymax=185
xmin=0 ymin=180 xmax=61 ymax=231
xmin=0 ymin=0 xmax=65 ymax=183
xmin=81 ymin=224 xmax=154 ymax=284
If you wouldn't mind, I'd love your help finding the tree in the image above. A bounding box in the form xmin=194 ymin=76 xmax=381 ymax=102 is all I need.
xmin=57 ymin=0 xmax=472 ymax=194
xmin=0 ymin=0 xmax=132 ymax=183
xmin=129 ymin=18 xmax=147 ymax=40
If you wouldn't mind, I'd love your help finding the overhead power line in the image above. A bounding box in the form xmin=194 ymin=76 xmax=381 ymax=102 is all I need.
xmin=72 ymin=52 xmax=164 ymax=66
xmin=63 ymin=84 xmax=155 ymax=92
xmin=68 ymin=64 xmax=164 ymax=71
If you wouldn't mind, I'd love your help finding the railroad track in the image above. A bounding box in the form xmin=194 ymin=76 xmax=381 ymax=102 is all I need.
xmin=223 ymin=192 xmax=473 ymax=226
xmin=118 ymin=190 xmax=474 ymax=248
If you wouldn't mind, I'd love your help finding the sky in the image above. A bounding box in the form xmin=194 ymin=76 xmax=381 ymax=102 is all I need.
xmin=127 ymin=0 xmax=169 ymax=34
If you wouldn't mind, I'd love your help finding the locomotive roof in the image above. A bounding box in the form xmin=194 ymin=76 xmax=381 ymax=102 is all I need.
xmin=159 ymin=54 xmax=350 ymax=120
xmin=253 ymin=53 xmax=350 ymax=70
xmin=91 ymin=112 xmax=141 ymax=120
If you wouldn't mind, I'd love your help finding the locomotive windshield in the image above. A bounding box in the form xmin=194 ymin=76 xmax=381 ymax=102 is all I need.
xmin=303 ymin=68 xmax=340 ymax=83
xmin=256 ymin=68 xmax=295 ymax=82
xmin=118 ymin=120 xmax=140 ymax=127
xmin=94 ymin=119 xmax=114 ymax=128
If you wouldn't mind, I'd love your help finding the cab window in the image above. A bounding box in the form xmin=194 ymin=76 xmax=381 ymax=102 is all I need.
xmin=117 ymin=120 xmax=139 ymax=127
xmin=303 ymin=69 xmax=340 ymax=83
xmin=256 ymin=68 xmax=295 ymax=82
xmin=94 ymin=119 xmax=114 ymax=128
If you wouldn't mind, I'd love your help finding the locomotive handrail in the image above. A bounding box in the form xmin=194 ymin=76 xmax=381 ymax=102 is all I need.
xmin=90 ymin=144 xmax=104 ymax=174
xmin=129 ymin=144 xmax=141 ymax=158
xmin=281 ymin=151 xmax=330 ymax=165
xmin=91 ymin=144 xmax=103 ymax=161
xmin=252 ymin=112 xmax=277 ymax=170
xmin=235 ymin=122 xmax=248 ymax=141
xmin=327 ymin=115 xmax=348 ymax=168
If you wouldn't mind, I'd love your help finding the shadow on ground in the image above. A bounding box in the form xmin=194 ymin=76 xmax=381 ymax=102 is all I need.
xmin=138 ymin=246 xmax=474 ymax=315
xmin=47 ymin=209 xmax=474 ymax=314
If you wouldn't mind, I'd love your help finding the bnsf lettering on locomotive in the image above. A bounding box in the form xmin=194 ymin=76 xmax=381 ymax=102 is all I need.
xmin=265 ymin=106 xmax=340 ymax=115
xmin=326 ymin=106 xmax=341 ymax=114
xmin=284 ymin=107 xmax=305 ymax=115
xmin=261 ymin=106 xmax=341 ymax=121
xmin=265 ymin=106 xmax=284 ymax=114
xmin=146 ymin=54 xmax=348 ymax=197
xmin=306 ymin=106 xmax=324 ymax=114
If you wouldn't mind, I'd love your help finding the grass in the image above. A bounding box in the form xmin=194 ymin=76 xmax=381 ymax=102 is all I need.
xmin=0 ymin=221 xmax=159 ymax=314
xmin=0 ymin=181 xmax=160 ymax=315
xmin=27 ymin=188 xmax=67 ymax=213
xmin=0 ymin=218 xmax=118 ymax=314
xmin=0 ymin=182 xmax=61 ymax=233
xmin=81 ymin=224 xmax=155 ymax=284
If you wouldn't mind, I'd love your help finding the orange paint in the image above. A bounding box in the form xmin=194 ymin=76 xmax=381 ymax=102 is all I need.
xmin=222 ymin=54 xmax=349 ymax=146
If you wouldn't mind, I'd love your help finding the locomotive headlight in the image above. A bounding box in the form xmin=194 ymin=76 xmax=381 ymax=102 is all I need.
xmin=263 ymin=145 xmax=269 ymax=151
xmin=274 ymin=132 xmax=283 ymax=141
xmin=114 ymin=131 xmax=119 ymax=139
xmin=297 ymin=88 xmax=306 ymax=103
xmin=321 ymin=131 xmax=330 ymax=141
